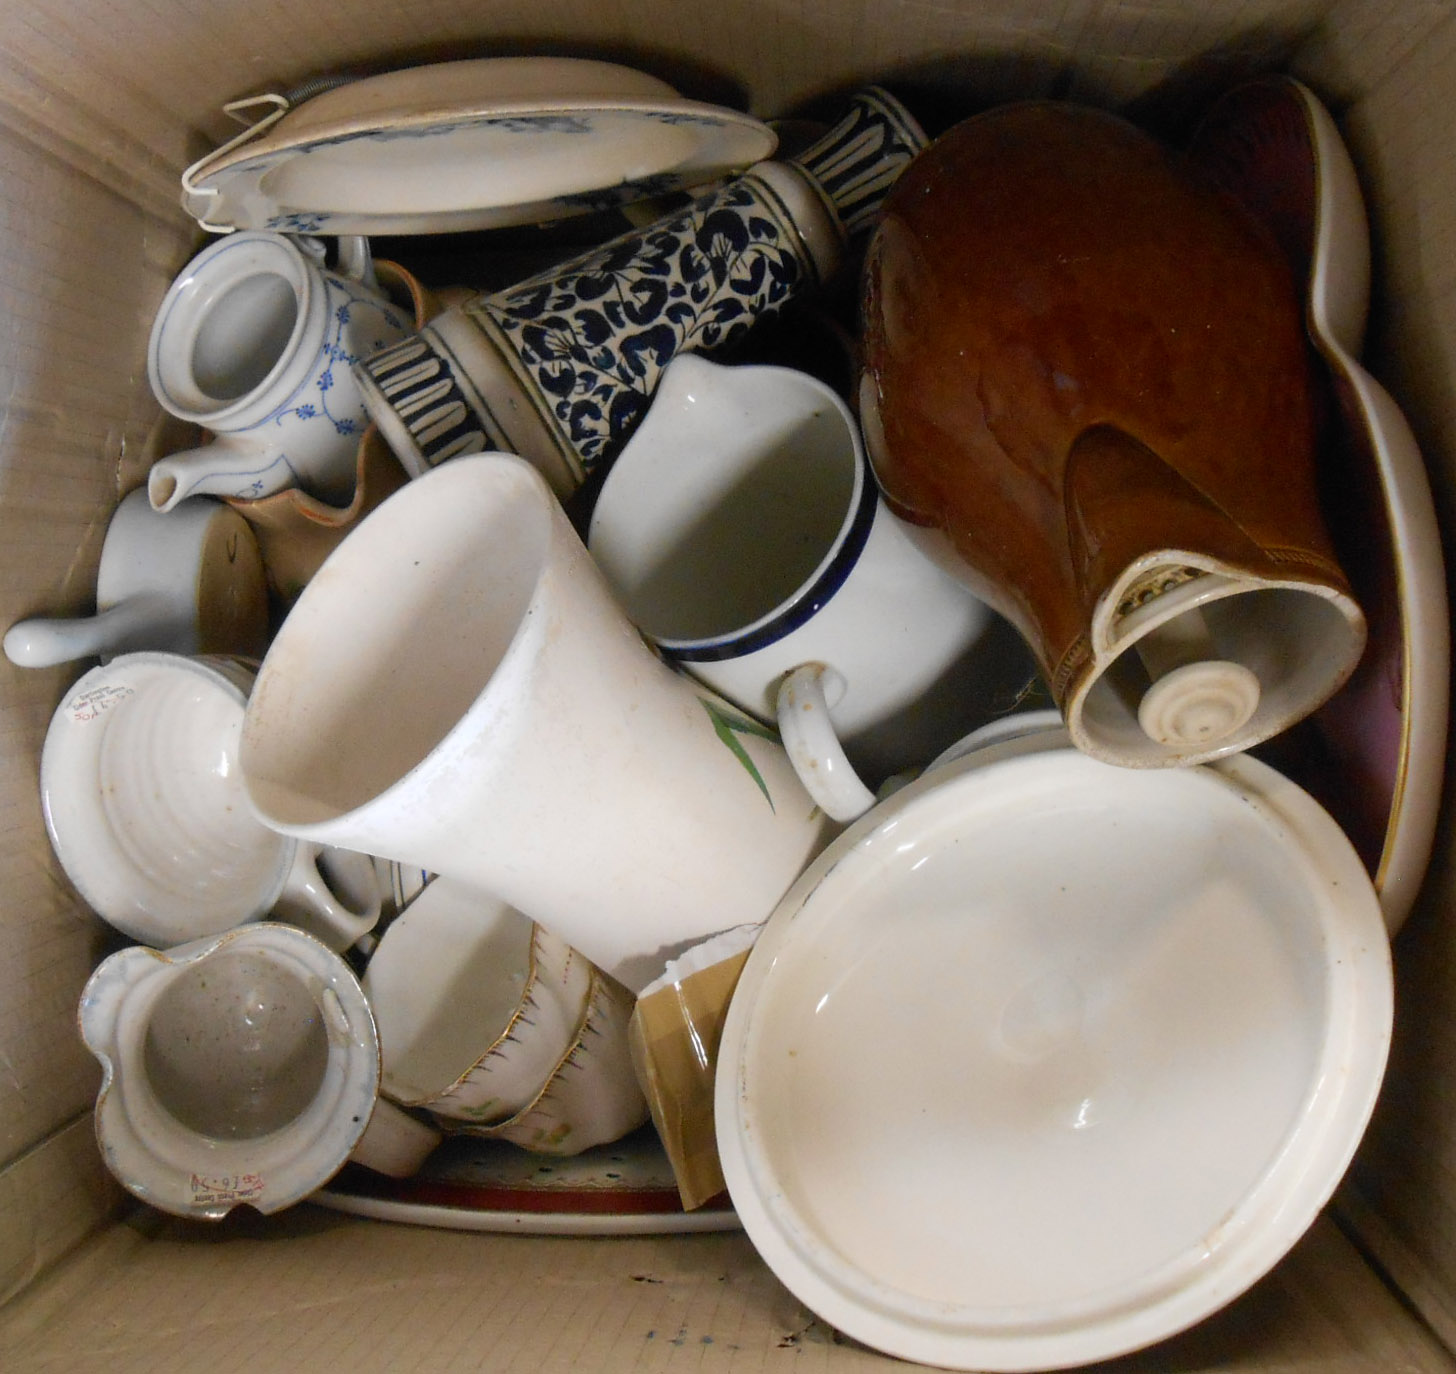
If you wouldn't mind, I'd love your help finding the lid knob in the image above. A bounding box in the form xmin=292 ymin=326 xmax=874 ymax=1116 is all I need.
xmin=1134 ymin=608 xmax=1262 ymax=749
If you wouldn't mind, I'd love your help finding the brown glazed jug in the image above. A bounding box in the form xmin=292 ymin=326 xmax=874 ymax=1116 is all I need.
xmin=858 ymin=101 xmax=1366 ymax=767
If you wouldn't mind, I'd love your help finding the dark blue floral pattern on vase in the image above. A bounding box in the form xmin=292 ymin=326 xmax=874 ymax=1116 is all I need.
xmin=477 ymin=179 xmax=805 ymax=472
xmin=357 ymin=89 xmax=925 ymax=482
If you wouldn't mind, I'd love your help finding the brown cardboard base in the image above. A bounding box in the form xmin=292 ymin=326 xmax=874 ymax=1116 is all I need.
xmin=0 ymin=1210 xmax=1448 ymax=1372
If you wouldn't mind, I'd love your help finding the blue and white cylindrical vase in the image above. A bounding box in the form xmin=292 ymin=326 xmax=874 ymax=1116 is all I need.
xmin=353 ymin=87 xmax=927 ymax=495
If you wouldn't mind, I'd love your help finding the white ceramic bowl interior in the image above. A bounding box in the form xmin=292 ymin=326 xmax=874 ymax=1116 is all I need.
xmin=716 ymin=745 xmax=1392 ymax=1371
xmin=79 ymin=923 xmax=380 ymax=1218
xmin=588 ymin=356 xmax=863 ymax=649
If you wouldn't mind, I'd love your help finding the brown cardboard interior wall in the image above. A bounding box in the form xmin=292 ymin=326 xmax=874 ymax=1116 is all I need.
xmin=3 ymin=0 xmax=1456 ymax=1360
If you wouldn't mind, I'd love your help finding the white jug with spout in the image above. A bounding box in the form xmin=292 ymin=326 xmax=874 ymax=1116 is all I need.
xmin=146 ymin=231 xmax=410 ymax=509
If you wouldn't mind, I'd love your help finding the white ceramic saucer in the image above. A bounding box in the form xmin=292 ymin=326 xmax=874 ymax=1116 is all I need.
xmin=716 ymin=741 xmax=1392 ymax=1371
xmin=313 ymin=1125 xmax=738 ymax=1235
xmin=182 ymin=57 xmax=777 ymax=236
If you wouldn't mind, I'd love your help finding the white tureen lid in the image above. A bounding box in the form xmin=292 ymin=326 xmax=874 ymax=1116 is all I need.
xmin=716 ymin=725 xmax=1392 ymax=1371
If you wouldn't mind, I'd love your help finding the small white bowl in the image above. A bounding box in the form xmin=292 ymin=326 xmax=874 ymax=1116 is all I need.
xmin=79 ymin=923 xmax=381 ymax=1218
xmin=41 ymin=651 xmax=381 ymax=949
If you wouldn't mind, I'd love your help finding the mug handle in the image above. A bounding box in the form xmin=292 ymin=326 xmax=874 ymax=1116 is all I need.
xmin=334 ymin=235 xmax=379 ymax=292
xmin=275 ymin=842 xmax=383 ymax=951
xmin=775 ymin=663 xmax=878 ymax=823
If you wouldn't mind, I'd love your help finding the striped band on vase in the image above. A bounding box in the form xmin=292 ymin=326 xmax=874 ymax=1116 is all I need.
xmin=790 ymin=86 xmax=930 ymax=238
xmin=358 ymin=335 xmax=494 ymax=467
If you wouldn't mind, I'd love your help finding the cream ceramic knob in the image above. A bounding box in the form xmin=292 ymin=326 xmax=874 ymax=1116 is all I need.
xmin=1134 ymin=608 xmax=1262 ymax=748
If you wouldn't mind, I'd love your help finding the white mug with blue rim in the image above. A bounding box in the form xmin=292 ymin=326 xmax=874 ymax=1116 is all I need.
xmin=587 ymin=355 xmax=1034 ymax=821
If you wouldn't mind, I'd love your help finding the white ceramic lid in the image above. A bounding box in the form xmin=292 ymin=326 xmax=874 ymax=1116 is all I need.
xmin=716 ymin=744 xmax=1392 ymax=1370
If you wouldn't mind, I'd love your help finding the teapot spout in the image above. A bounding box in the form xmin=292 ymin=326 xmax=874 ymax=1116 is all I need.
xmin=148 ymin=440 xmax=296 ymax=511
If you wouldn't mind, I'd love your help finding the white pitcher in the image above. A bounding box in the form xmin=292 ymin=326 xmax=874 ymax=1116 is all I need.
xmin=79 ymin=923 xmax=440 ymax=1218
xmin=587 ymin=354 xmax=1034 ymax=815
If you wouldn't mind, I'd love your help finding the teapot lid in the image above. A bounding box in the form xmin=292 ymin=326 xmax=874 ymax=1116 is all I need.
xmin=716 ymin=731 xmax=1391 ymax=1370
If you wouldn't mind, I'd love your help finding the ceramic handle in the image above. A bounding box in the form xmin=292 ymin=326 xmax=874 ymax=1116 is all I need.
xmin=3 ymin=595 xmax=186 ymax=668
xmin=275 ymin=842 xmax=382 ymax=951
xmin=348 ymin=1097 xmax=441 ymax=1178
xmin=333 ymin=234 xmax=379 ymax=292
xmin=776 ymin=663 xmax=877 ymax=823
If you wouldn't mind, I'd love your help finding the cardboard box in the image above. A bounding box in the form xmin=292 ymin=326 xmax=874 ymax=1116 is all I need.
xmin=1 ymin=1 xmax=1455 ymax=1368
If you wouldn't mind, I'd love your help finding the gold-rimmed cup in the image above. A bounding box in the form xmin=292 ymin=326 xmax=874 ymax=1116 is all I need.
xmin=361 ymin=877 xmax=592 ymax=1124
xmin=444 ymin=966 xmax=648 ymax=1156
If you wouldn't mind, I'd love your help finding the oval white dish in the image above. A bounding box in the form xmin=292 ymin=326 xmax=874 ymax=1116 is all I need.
xmin=183 ymin=57 xmax=777 ymax=236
